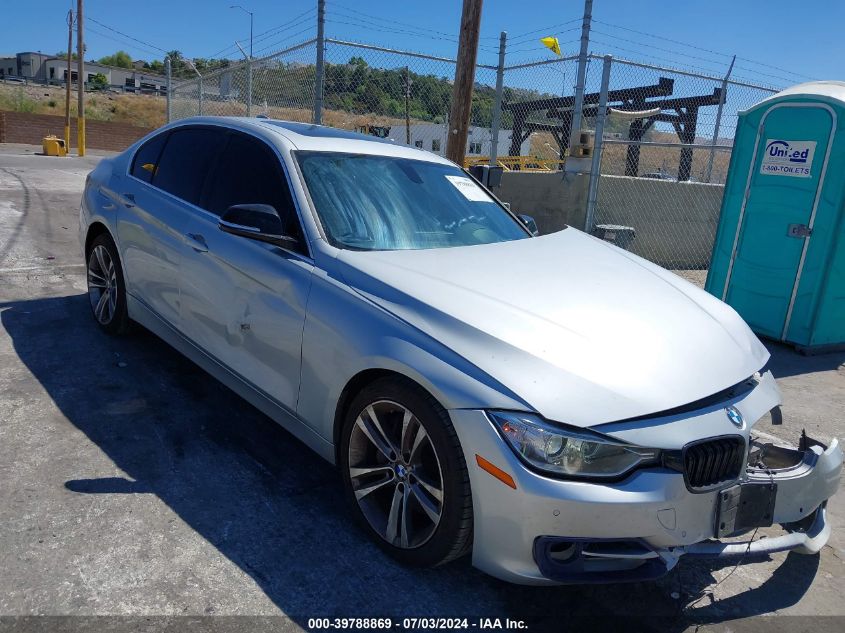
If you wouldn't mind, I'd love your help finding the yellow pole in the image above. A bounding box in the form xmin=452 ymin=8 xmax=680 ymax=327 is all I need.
xmin=76 ymin=0 xmax=85 ymax=157
xmin=64 ymin=9 xmax=73 ymax=154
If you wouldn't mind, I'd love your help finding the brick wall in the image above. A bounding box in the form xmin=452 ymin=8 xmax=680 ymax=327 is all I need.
xmin=0 ymin=111 xmax=154 ymax=151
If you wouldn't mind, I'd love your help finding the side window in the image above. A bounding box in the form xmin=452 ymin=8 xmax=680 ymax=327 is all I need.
xmin=131 ymin=132 xmax=168 ymax=184
xmin=204 ymin=133 xmax=304 ymax=247
xmin=152 ymin=128 xmax=225 ymax=205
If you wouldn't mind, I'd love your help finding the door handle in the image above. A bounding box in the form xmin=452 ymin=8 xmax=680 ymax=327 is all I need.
xmin=787 ymin=223 xmax=812 ymax=238
xmin=184 ymin=232 xmax=209 ymax=253
xmin=122 ymin=193 xmax=135 ymax=208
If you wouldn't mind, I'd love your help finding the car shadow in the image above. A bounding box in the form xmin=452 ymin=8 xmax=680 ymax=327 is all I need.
xmin=764 ymin=339 xmax=845 ymax=379
xmin=0 ymin=293 xmax=823 ymax=629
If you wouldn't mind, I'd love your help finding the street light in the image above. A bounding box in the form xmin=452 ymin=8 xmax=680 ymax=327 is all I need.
xmin=230 ymin=4 xmax=254 ymax=116
xmin=183 ymin=58 xmax=203 ymax=116
xmin=230 ymin=5 xmax=253 ymax=59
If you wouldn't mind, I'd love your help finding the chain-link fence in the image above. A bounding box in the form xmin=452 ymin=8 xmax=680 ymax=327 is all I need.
xmin=168 ymin=10 xmax=788 ymax=277
xmin=589 ymin=57 xmax=778 ymax=278
xmin=498 ymin=55 xmax=580 ymax=170
xmin=171 ymin=39 xmax=318 ymax=120
xmin=320 ymin=39 xmax=498 ymax=158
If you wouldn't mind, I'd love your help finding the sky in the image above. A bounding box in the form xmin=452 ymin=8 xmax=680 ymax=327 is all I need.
xmin=2 ymin=0 xmax=844 ymax=90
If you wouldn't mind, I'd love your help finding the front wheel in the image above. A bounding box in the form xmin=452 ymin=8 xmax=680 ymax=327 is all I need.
xmin=340 ymin=376 xmax=473 ymax=567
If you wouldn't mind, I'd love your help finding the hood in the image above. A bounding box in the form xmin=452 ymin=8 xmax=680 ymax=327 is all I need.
xmin=335 ymin=229 xmax=769 ymax=427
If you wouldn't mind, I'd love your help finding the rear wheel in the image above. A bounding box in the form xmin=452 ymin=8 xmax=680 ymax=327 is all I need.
xmin=340 ymin=376 xmax=473 ymax=567
xmin=86 ymin=233 xmax=130 ymax=335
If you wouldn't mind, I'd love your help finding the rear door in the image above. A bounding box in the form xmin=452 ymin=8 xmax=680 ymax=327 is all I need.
xmin=119 ymin=127 xmax=225 ymax=326
xmin=179 ymin=130 xmax=314 ymax=413
xmin=723 ymin=104 xmax=833 ymax=340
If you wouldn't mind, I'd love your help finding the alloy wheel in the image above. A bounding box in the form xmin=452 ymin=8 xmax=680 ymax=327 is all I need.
xmin=87 ymin=244 xmax=118 ymax=325
xmin=347 ymin=400 xmax=445 ymax=549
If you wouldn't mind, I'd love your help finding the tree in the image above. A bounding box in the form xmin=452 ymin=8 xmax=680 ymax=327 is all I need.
xmin=89 ymin=72 xmax=108 ymax=90
xmin=97 ymin=50 xmax=132 ymax=68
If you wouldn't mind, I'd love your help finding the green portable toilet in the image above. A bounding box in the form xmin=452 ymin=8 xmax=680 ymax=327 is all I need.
xmin=706 ymin=81 xmax=845 ymax=352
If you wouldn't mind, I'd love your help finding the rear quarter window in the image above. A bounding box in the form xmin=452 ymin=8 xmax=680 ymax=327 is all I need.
xmin=130 ymin=132 xmax=168 ymax=184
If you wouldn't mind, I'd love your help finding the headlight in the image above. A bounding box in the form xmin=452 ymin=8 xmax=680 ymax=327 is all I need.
xmin=489 ymin=411 xmax=659 ymax=479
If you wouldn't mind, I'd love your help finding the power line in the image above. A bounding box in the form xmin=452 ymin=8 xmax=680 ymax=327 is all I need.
xmin=205 ymin=7 xmax=317 ymax=59
xmin=508 ymin=18 xmax=582 ymax=44
xmin=589 ymin=39 xmax=738 ymax=78
xmin=87 ymin=16 xmax=168 ymax=54
xmin=329 ymin=0 xmax=499 ymax=40
xmin=253 ymin=26 xmax=317 ymax=56
xmin=506 ymin=39 xmax=580 ymax=55
xmin=591 ymin=30 xmax=730 ymax=70
xmin=325 ymin=16 xmax=499 ymax=53
xmin=85 ymin=26 xmax=162 ymax=59
xmin=594 ymin=19 xmax=816 ymax=81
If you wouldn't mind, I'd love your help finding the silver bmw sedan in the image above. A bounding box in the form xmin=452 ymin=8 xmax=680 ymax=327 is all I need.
xmin=79 ymin=117 xmax=842 ymax=585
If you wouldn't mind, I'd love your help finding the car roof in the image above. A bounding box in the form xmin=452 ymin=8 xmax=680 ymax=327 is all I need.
xmin=168 ymin=116 xmax=455 ymax=165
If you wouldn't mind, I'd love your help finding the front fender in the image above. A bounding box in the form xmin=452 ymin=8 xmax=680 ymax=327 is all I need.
xmin=296 ymin=267 xmax=531 ymax=450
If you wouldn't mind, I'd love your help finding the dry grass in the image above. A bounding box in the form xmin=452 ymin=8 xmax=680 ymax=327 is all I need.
xmin=0 ymin=82 xmax=167 ymax=128
xmin=531 ymin=130 xmax=731 ymax=182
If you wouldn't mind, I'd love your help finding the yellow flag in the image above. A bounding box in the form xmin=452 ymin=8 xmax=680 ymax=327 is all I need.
xmin=541 ymin=36 xmax=561 ymax=56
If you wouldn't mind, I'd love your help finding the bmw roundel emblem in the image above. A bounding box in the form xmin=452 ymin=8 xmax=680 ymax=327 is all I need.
xmin=726 ymin=406 xmax=745 ymax=429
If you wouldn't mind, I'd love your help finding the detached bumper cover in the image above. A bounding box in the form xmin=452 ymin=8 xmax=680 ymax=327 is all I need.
xmin=531 ymin=438 xmax=841 ymax=584
xmin=450 ymin=390 xmax=843 ymax=585
xmin=533 ymin=504 xmax=832 ymax=584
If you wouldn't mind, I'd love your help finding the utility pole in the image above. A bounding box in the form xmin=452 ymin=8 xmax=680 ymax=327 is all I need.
xmin=445 ymin=0 xmax=483 ymax=166
xmin=76 ymin=0 xmax=85 ymax=156
xmin=569 ymin=0 xmax=592 ymax=151
xmin=404 ymin=66 xmax=411 ymax=145
xmin=64 ymin=9 xmax=73 ymax=154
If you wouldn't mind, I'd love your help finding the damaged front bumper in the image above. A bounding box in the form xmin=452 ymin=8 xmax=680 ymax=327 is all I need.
xmin=533 ymin=435 xmax=842 ymax=584
xmin=450 ymin=371 xmax=843 ymax=586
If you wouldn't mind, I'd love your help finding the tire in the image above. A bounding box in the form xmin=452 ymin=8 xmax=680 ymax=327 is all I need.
xmin=340 ymin=376 xmax=473 ymax=567
xmin=86 ymin=233 xmax=131 ymax=335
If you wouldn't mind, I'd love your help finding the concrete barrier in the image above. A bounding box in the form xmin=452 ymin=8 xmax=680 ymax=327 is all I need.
xmin=496 ymin=171 xmax=724 ymax=270
xmin=496 ymin=171 xmax=589 ymax=235
xmin=596 ymin=175 xmax=724 ymax=269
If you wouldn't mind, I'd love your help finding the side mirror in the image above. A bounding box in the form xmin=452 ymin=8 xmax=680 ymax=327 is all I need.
xmin=519 ymin=214 xmax=539 ymax=236
xmin=219 ymin=204 xmax=297 ymax=247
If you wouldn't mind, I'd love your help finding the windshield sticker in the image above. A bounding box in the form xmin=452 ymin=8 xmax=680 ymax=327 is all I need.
xmin=445 ymin=175 xmax=490 ymax=202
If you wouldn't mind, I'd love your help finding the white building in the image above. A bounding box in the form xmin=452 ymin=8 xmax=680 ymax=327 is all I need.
xmin=42 ymin=58 xmax=168 ymax=93
xmin=384 ymin=123 xmax=531 ymax=157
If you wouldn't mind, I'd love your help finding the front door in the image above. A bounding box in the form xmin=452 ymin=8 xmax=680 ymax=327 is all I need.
xmin=179 ymin=131 xmax=314 ymax=413
xmin=723 ymin=104 xmax=833 ymax=340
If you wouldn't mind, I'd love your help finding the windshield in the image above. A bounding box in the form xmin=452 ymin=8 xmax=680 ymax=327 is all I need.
xmin=296 ymin=152 xmax=530 ymax=250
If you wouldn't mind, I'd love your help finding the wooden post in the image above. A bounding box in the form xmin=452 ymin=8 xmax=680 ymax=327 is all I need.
xmin=445 ymin=0 xmax=483 ymax=166
xmin=64 ymin=9 xmax=73 ymax=154
xmin=76 ymin=0 xmax=85 ymax=157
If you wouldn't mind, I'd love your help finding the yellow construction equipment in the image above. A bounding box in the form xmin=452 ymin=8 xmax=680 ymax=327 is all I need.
xmin=464 ymin=155 xmax=563 ymax=172
xmin=42 ymin=135 xmax=68 ymax=157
